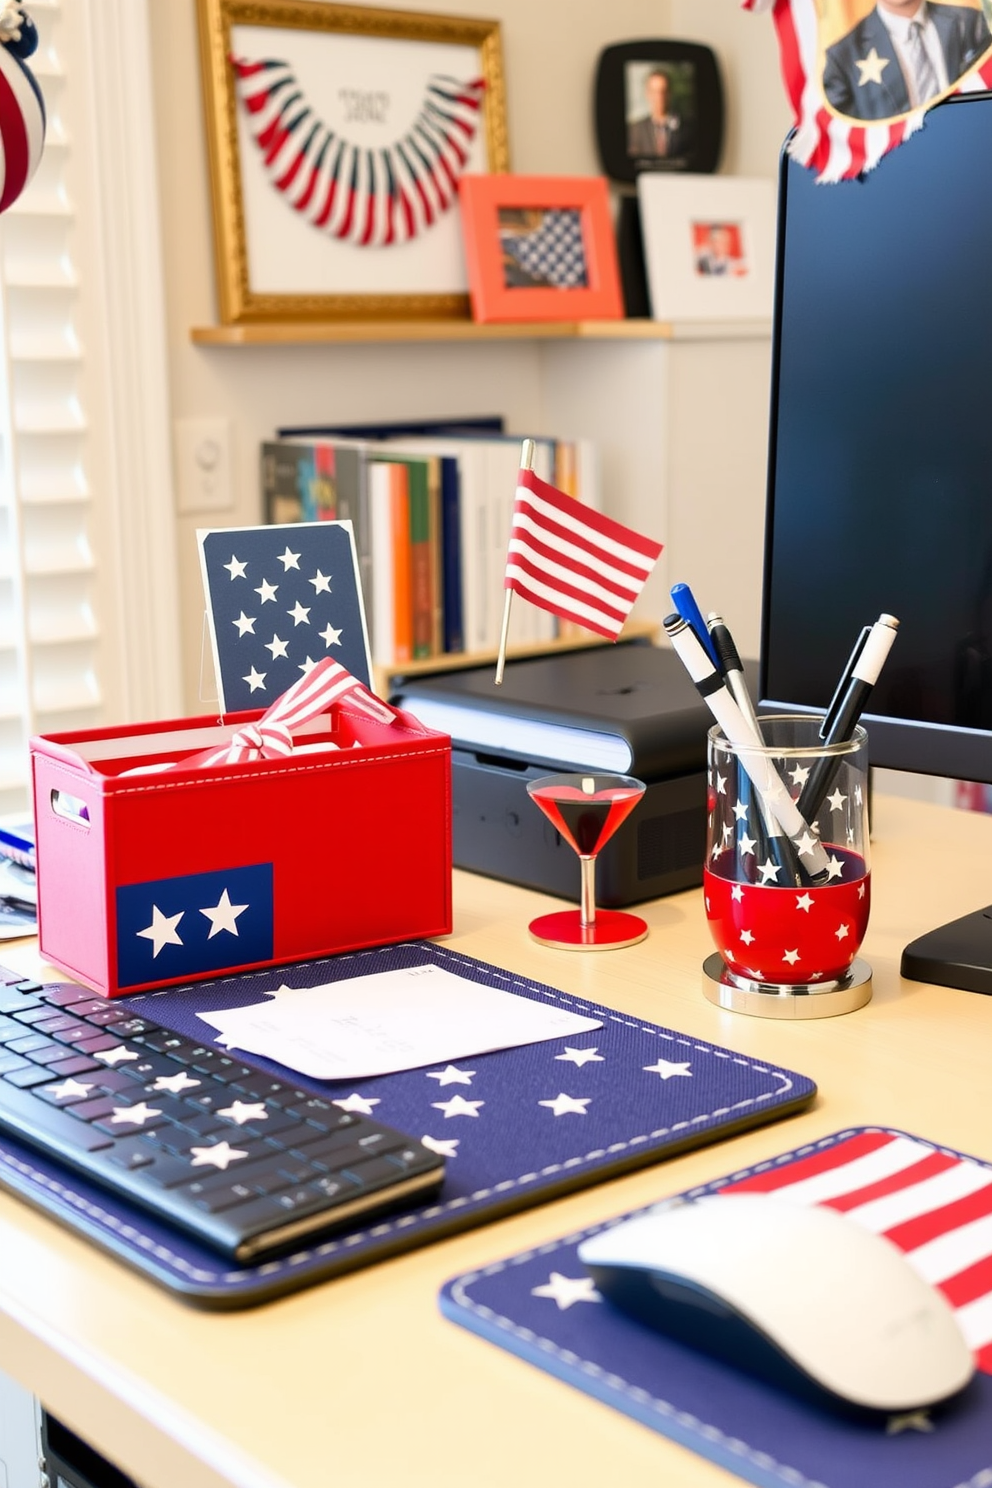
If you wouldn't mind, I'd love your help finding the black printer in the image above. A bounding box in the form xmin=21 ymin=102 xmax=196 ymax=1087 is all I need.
xmin=392 ymin=640 xmax=719 ymax=907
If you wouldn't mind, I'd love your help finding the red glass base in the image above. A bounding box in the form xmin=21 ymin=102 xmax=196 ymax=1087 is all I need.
xmin=528 ymin=909 xmax=649 ymax=951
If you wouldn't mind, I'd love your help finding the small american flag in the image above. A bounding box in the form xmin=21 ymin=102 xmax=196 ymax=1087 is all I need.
xmin=503 ymin=467 xmax=663 ymax=640
xmin=725 ymin=1128 xmax=992 ymax=1374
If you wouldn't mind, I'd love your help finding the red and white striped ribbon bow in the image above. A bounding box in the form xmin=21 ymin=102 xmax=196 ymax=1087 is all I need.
xmin=197 ymin=658 xmax=396 ymax=767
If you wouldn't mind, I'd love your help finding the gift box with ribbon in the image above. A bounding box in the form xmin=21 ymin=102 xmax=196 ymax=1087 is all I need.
xmin=30 ymin=659 xmax=452 ymax=997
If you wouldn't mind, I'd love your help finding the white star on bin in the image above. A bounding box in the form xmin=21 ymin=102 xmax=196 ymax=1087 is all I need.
xmin=835 ymin=923 xmax=850 ymax=940
xmin=254 ymin=579 xmax=278 ymax=604
xmin=309 ymin=570 xmax=332 ymax=594
xmin=426 ymin=1065 xmax=476 ymax=1086
xmin=189 ymin=1141 xmax=248 ymax=1170
xmin=555 ymin=1047 xmax=604 ymax=1068
xmin=288 ymin=601 xmax=311 ymax=626
xmin=731 ymin=884 xmax=744 ymax=903
xmin=109 ymin=1101 xmax=161 ymax=1127
xmin=740 ymin=929 xmax=754 ymax=946
xmin=432 ymin=1095 xmax=484 ymax=1118
xmin=858 ymin=883 xmax=866 ymax=899
xmin=421 ymin=1135 xmax=460 ymax=1158
xmin=783 ymin=949 xmax=801 ymax=966
xmin=217 ymin=1100 xmax=267 ymax=1125
xmin=265 ymin=634 xmax=288 ymax=659
xmin=224 ymin=555 xmax=247 ymax=579
xmin=152 ymin=1070 xmax=200 ymax=1094
xmin=278 ymin=547 xmax=301 ymax=571
xmin=136 ymin=905 xmax=184 ymax=957
xmin=333 ymin=1093 xmax=381 ymax=1115
xmin=531 ymin=1273 xmax=601 ymax=1310
xmin=796 ymin=893 xmax=814 ymax=913
xmin=243 ymin=667 xmax=266 ymax=693
xmin=538 ymin=1093 xmax=591 ymax=1116
xmin=319 ymin=623 xmax=342 ymax=648
xmin=232 ymin=611 xmax=256 ymax=637
xmin=200 ymin=888 xmax=249 ymax=939
xmin=643 ymin=1058 xmax=692 ymax=1080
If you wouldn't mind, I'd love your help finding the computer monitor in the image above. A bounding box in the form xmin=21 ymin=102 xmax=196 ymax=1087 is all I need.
xmin=760 ymin=91 xmax=992 ymax=996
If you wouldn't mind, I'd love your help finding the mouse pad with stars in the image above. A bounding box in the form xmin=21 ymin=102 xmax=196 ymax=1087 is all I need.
xmin=0 ymin=943 xmax=814 ymax=1307
xmin=440 ymin=1126 xmax=992 ymax=1488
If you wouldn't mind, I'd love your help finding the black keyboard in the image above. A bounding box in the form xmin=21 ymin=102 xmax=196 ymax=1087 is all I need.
xmin=0 ymin=967 xmax=445 ymax=1262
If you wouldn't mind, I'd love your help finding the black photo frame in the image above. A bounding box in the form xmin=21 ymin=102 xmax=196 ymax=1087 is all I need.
xmin=595 ymin=40 xmax=724 ymax=183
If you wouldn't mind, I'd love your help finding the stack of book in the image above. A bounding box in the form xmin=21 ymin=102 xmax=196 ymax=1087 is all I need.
xmin=260 ymin=420 xmax=600 ymax=670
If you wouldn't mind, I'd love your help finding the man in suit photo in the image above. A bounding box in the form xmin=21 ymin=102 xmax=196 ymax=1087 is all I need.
xmin=823 ymin=0 xmax=991 ymax=120
xmin=627 ymin=69 xmax=689 ymax=159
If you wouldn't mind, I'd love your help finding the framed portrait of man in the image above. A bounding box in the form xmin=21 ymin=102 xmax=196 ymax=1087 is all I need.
xmin=595 ymin=40 xmax=724 ymax=184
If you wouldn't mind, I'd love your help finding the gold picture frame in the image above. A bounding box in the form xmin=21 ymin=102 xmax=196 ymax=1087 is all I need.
xmin=196 ymin=0 xmax=509 ymax=323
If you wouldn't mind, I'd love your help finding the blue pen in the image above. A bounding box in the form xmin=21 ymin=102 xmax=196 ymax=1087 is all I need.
xmin=670 ymin=583 xmax=721 ymax=669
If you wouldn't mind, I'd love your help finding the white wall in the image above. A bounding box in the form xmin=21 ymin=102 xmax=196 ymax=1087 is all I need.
xmin=148 ymin=0 xmax=789 ymax=710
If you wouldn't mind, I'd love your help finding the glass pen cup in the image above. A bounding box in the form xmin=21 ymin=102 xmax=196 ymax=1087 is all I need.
xmin=702 ymin=716 xmax=872 ymax=1018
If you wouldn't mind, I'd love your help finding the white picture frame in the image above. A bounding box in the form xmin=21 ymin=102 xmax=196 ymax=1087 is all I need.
xmin=637 ymin=174 xmax=777 ymax=322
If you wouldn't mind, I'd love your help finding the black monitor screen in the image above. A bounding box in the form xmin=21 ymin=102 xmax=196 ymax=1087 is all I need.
xmin=761 ymin=94 xmax=992 ymax=784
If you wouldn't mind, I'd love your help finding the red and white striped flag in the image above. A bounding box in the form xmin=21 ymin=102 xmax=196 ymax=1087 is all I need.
xmin=743 ymin=0 xmax=992 ymax=182
xmin=725 ymin=1129 xmax=992 ymax=1373
xmin=504 ymin=467 xmax=663 ymax=641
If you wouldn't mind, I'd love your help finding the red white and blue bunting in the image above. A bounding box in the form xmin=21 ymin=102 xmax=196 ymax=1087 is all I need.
xmin=744 ymin=0 xmax=992 ymax=181
xmin=232 ymin=56 xmax=485 ymax=246
xmin=0 ymin=2 xmax=44 ymax=215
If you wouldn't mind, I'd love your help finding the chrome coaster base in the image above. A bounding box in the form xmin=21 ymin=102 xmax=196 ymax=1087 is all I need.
xmin=702 ymin=954 xmax=873 ymax=1019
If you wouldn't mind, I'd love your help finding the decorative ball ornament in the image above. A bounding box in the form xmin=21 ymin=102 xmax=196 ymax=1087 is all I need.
xmin=0 ymin=2 xmax=44 ymax=216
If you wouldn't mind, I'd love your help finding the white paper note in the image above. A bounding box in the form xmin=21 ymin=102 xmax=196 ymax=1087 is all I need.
xmin=196 ymin=964 xmax=602 ymax=1080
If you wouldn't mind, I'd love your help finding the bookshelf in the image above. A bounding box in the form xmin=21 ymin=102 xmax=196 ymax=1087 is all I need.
xmin=190 ymin=319 xmax=771 ymax=347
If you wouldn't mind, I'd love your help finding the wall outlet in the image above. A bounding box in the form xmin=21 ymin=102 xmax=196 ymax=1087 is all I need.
xmin=175 ymin=417 xmax=233 ymax=514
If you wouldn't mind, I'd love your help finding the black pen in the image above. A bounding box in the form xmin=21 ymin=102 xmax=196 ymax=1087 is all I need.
xmin=798 ymin=613 xmax=900 ymax=822
xmin=706 ymin=612 xmax=764 ymax=744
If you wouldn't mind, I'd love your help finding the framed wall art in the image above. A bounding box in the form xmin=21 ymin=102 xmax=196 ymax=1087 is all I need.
xmin=636 ymin=174 xmax=775 ymax=322
xmin=458 ymin=174 xmax=624 ymax=324
xmin=196 ymin=0 xmax=509 ymax=323
xmin=594 ymin=40 xmax=724 ymax=184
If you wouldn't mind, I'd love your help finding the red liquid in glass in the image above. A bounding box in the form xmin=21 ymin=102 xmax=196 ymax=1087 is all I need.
xmin=530 ymin=783 xmax=643 ymax=856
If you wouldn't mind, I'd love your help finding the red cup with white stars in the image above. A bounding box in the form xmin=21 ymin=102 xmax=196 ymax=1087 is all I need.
xmin=702 ymin=718 xmax=873 ymax=1018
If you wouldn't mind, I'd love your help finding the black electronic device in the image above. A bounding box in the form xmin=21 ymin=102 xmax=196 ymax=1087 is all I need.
xmin=393 ymin=642 xmax=731 ymax=906
xmin=594 ymin=40 xmax=723 ymax=183
xmin=0 ymin=969 xmax=444 ymax=1261
xmin=760 ymin=91 xmax=992 ymax=995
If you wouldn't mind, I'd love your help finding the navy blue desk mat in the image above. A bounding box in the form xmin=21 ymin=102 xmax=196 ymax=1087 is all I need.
xmin=0 ymin=942 xmax=815 ymax=1308
xmin=440 ymin=1127 xmax=992 ymax=1488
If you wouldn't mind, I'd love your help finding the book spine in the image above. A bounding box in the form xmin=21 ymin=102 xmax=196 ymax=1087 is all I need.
xmin=369 ymin=463 xmax=395 ymax=668
xmin=408 ymin=461 xmax=433 ymax=660
xmin=440 ymin=456 xmax=464 ymax=654
xmin=391 ymin=464 xmax=413 ymax=666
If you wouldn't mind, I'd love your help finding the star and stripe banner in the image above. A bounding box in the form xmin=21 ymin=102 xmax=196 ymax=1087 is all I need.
xmin=231 ymin=57 xmax=485 ymax=247
xmin=0 ymin=6 xmax=45 ymax=214
xmin=744 ymin=0 xmax=992 ymax=181
xmin=503 ymin=466 xmax=663 ymax=641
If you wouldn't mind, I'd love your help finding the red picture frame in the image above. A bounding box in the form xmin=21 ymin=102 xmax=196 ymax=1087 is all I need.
xmin=458 ymin=174 xmax=624 ymax=324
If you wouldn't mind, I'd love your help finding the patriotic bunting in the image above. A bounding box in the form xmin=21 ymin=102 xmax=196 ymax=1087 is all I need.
xmin=231 ymin=56 xmax=485 ymax=246
xmin=503 ymin=467 xmax=663 ymax=640
xmin=0 ymin=4 xmax=44 ymax=215
xmin=745 ymin=0 xmax=992 ymax=182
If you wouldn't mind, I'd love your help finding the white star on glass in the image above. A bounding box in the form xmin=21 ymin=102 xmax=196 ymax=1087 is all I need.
xmin=827 ymin=788 xmax=848 ymax=812
xmin=711 ymin=840 xmax=723 ymax=860
xmin=297 ymin=656 xmax=318 ymax=675
xmin=731 ymin=884 xmax=744 ymax=902
xmin=224 ymin=555 xmax=247 ymax=579
xmin=136 ymin=904 xmax=184 ymax=957
xmin=189 ymin=1140 xmax=248 ymax=1170
xmin=254 ymin=579 xmax=278 ymax=604
xmin=757 ymin=858 xmax=781 ymax=884
xmin=857 ymin=883 xmax=866 ymax=899
xmin=265 ymin=634 xmax=289 ymax=659
xmin=242 ymin=666 xmax=266 ymax=693
xmin=824 ymin=855 xmax=844 ymax=881
xmin=714 ymin=772 xmax=727 ymax=795
xmin=421 ymin=1134 xmax=460 ymax=1158
xmin=732 ymin=800 xmax=748 ymax=822
xmin=49 ymin=1077 xmax=94 ymax=1101
xmin=782 ymin=948 xmax=801 ymax=966
xmin=847 ymin=826 xmax=855 ymax=844
xmin=855 ymin=784 xmax=863 ymax=806
xmin=309 ymin=570 xmax=332 ymax=594
xmin=432 ymin=1095 xmax=485 ymax=1118
xmin=538 ymin=1093 xmax=591 ymax=1116
xmin=738 ymin=832 xmax=757 ymax=856
xmin=152 ymin=1070 xmax=200 ymax=1094
xmin=333 ymin=1093 xmax=381 ymax=1115
xmin=95 ymin=1045 xmax=140 ymax=1066
xmin=288 ymin=600 xmax=311 ymax=626
xmin=109 ymin=1101 xmax=162 ymax=1126
xmin=531 ymin=1272 xmax=601 ymax=1310
xmin=740 ymin=929 xmax=755 ymax=946
xmin=199 ymin=888 xmax=249 ymax=939
xmin=643 ymin=1058 xmax=692 ymax=1080
xmin=232 ymin=611 xmax=256 ymax=637
xmin=793 ymin=831 xmax=818 ymax=858
xmin=319 ymin=623 xmax=342 ymax=648
xmin=555 ymin=1047 xmax=604 ymax=1068
xmin=217 ymin=1100 xmax=267 ymax=1125
xmin=796 ymin=893 xmax=814 ymax=913
xmin=425 ymin=1064 xmax=476 ymax=1086
xmin=788 ymin=762 xmax=810 ymax=787
xmin=721 ymin=822 xmax=733 ymax=841
xmin=278 ymin=547 xmax=301 ymax=571
xmin=835 ymin=923 xmax=850 ymax=940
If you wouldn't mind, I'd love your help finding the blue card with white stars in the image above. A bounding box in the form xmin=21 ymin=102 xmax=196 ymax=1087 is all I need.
xmin=199 ymin=522 xmax=373 ymax=713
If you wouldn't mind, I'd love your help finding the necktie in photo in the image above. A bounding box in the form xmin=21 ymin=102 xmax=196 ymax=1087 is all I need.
xmin=907 ymin=20 xmax=940 ymax=105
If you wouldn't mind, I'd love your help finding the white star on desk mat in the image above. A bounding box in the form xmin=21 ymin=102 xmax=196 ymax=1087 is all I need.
xmin=189 ymin=1141 xmax=248 ymax=1170
xmin=432 ymin=1095 xmax=484 ymax=1119
xmin=333 ymin=1094 xmax=381 ymax=1115
xmin=422 ymin=1135 xmax=460 ymax=1158
xmin=555 ymin=1047 xmax=604 ymax=1068
xmin=643 ymin=1059 xmax=692 ymax=1080
xmin=531 ymin=1273 xmax=601 ymax=1309
xmin=425 ymin=1064 xmax=476 ymax=1086
xmin=539 ymin=1093 xmax=591 ymax=1117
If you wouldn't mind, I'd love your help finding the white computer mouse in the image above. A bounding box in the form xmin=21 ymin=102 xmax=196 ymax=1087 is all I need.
xmin=578 ymin=1191 xmax=975 ymax=1418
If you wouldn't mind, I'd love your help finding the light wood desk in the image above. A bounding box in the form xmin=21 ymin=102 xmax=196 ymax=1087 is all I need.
xmin=0 ymin=794 xmax=989 ymax=1488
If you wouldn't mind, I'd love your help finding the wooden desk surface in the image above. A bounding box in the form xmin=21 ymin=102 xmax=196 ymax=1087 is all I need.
xmin=1 ymin=794 xmax=990 ymax=1488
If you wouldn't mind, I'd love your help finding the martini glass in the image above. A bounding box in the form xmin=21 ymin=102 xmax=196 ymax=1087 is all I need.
xmin=526 ymin=772 xmax=648 ymax=950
